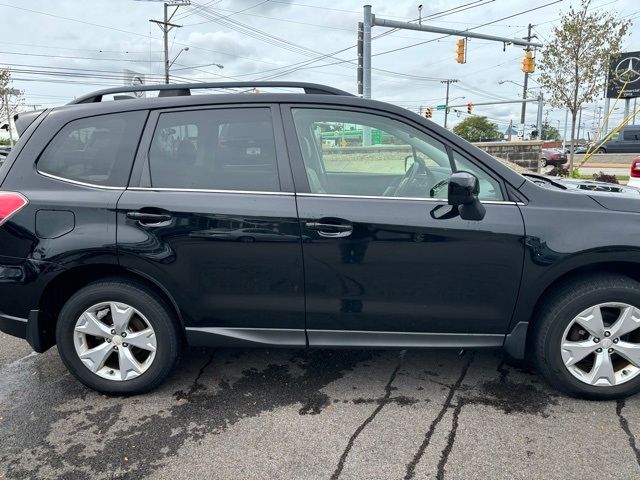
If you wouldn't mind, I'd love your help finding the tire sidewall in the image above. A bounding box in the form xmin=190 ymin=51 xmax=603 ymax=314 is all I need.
xmin=542 ymin=285 xmax=640 ymax=399
xmin=56 ymin=281 xmax=179 ymax=395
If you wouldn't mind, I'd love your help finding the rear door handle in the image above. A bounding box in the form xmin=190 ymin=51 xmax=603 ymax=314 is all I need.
xmin=305 ymin=219 xmax=353 ymax=238
xmin=126 ymin=211 xmax=172 ymax=225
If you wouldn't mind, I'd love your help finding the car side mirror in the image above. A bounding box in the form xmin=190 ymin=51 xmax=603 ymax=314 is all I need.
xmin=447 ymin=172 xmax=486 ymax=221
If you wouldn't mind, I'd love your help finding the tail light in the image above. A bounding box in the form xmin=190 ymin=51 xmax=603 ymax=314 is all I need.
xmin=0 ymin=192 xmax=28 ymax=226
xmin=631 ymin=158 xmax=640 ymax=178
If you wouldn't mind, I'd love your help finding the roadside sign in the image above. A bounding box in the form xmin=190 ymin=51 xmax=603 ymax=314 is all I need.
xmin=517 ymin=123 xmax=525 ymax=140
xmin=436 ymin=104 xmax=446 ymax=110
xmin=606 ymin=51 xmax=640 ymax=99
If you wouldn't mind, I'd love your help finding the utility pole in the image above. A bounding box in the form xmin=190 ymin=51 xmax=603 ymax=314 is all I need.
xmin=150 ymin=1 xmax=190 ymax=84
xmin=562 ymin=109 xmax=569 ymax=150
xmin=519 ymin=24 xmax=537 ymax=133
xmin=357 ymin=22 xmax=364 ymax=96
xmin=442 ymin=79 xmax=458 ymax=129
xmin=362 ymin=5 xmax=372 ymax=100
xmin=576 ymin=106 xmax=583 ymax=144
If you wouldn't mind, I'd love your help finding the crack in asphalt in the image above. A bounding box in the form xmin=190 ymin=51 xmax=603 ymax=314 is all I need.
xmin=616 ymin=399 xmax=640 ymax=467
xmin=174 ymin=351 xmax=215 ymax=401
xmin=433 ymin=356 xmax=559 ymax=480
xmin=403 ymin=353 xmax=474 ymax=480
xmin=330 ymin=351 xmax=405 ymax=480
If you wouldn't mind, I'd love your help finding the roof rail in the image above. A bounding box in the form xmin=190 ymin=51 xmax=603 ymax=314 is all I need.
xmin=69 ymin=82 xmax=353 ymax=104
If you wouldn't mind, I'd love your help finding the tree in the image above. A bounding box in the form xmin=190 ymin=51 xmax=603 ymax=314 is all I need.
xmin=452 ymin=116 xmax=501 ymax=142
xmin=0 ymin=69 xmax=23 ymax=144
xmin=537 ymin=0 xmax=630 ymax=169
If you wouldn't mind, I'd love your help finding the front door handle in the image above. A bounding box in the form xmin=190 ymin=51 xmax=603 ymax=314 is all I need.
xmin=305 ymin=219 xmax=353 ymax=238
xmin=126 ymin=211 xmax=172 ymax=225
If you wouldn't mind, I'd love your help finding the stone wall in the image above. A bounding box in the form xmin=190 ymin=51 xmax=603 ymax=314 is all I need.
xmin=474 ymin=141 xmax=543 ymax=172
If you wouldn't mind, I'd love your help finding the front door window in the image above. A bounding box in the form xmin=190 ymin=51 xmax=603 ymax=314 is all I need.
xmin=291 ymin=108 xmax=504 ymax=201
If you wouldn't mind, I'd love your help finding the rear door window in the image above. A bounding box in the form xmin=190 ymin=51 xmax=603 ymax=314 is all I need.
xmin=148 ymin=108 xmax=280 ymax=192
xmin=37 ymin=111 xmax=146 ymax=187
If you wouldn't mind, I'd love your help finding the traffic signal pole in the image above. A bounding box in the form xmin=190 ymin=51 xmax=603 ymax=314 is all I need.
xmin=361 ymin=5 xmax=542 ymax=99
xmin=520 ymin=24 xmax=536 ymax=131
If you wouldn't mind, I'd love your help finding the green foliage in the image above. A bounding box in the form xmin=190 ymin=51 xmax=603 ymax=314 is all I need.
xmin=452 ymin=116 xmax=501 ymax=142
xmin=537 ymin=0 xmax=631 ymax=168
xmin=0 ymin=138 xmax=12 ymax=145
xmin=542 ymin=121 xmax=561 ymax=141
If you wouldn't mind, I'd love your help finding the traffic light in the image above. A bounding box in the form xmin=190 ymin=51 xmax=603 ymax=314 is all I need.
xmin=521 ymin=50 xmax=535 ymax=73
xmin=456 ymin=39 xmax=466 ymax=64
xmin=467 ymin=102 xmax=473 ymax=114
xmin=425 ymin=107 xmax=433 ymax=119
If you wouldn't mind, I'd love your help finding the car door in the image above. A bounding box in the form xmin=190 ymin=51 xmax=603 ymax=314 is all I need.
xmin=282 ymin=105 xmax=525 ymax=347
xmin=117 ymin=104 xmax=306 ymax=346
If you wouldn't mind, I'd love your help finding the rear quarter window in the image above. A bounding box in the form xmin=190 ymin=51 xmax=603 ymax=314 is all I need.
xmin=37 ymin=111 xmax=147 ymax=187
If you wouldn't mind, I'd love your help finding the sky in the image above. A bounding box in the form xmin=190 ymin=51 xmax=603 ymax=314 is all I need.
xmin=1 ymin=0 xmax=639 ymax=140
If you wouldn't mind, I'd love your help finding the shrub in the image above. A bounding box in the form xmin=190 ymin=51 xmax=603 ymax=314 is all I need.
xmin=592 ymin=171 xmax=619 ymax=184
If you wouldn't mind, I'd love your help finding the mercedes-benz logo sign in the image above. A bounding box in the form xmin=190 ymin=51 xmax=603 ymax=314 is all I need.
xmin=614 ymin=56 xmax=640 ymax=84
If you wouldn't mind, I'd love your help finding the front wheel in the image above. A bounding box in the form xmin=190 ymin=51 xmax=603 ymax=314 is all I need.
xmin=56 ymin=278 xmax=181 ymax=394
xmin=534 ymin=274 xmax=640 ymax=399
xmin=540 ymin=158 xmax=548 ymax=168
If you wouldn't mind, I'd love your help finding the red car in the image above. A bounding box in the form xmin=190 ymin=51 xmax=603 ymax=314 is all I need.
xmin=540 ymin=148 xmax=568 ymax=167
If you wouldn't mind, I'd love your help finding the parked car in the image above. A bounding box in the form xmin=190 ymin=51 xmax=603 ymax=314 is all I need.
xmin=595 ymin=126 xmax=640 ymax=153
xmin=4 ymin=81 xmax=640 ymax=399
xmin=540 ymin=148 xmax=568 ymax=167
xmin=628 ymin=156 xmax=640 ymax=188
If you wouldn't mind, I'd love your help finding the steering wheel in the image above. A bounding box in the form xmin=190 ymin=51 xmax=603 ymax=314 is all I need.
xmin=430 ymin=178 xmax=450 ymax=198
xmin=394 ymin=155 xmax=435 ymax=197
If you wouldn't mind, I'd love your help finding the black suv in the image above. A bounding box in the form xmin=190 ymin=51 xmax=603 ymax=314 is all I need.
xmin=2 ymin=82 xmax=640 ymax=399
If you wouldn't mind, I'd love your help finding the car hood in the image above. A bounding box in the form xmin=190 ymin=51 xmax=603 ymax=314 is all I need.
xmin=552 ymin=177 xmax=640 ymax=213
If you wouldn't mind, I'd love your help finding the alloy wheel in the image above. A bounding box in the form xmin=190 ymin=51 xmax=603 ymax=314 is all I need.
xmin=73 ymin=302 xmax=157 ymax=381
xmin=561 ymin=302 xmax=640 ymax=387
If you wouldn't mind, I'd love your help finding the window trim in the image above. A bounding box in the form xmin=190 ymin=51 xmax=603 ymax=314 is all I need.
xmin=281 ymin=104 xmax=509 ymax=200
xmin=129 ymin=103 xmax=293 ymax=192
xmin=35 ymin=110 xmax=147 ymax=189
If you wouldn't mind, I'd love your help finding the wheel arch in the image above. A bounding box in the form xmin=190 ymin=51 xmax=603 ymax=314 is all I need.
xmin=38 ymin=264 xmax=186 ymax=346
xmin=505 ymin=260 xmax=640 ymax=359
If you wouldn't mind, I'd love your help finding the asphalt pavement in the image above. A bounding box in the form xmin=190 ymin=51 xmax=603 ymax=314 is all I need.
xmin=1 ymin=332 xmax=640 ymax=480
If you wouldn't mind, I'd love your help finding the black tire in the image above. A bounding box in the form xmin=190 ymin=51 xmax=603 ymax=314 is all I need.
xmin=533 ymin=273 xmax=640 ymax=400
xmin=56 ymin=278 xmax=182 ymax=395
xmin=597 ymin=147 xmax=606 ymax=154
xmin=540 ymin=158 xmax=547 ymax=167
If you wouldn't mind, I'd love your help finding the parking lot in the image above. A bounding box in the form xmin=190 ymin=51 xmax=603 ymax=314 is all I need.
xmin=0 ymin=332 xmax=639 ymax=480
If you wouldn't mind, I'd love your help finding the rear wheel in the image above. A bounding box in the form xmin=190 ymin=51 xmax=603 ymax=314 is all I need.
xmin=597 ymin=147 xmax=606 ymax=154
xmin=534 ymin=274 xmax=640 ymax=399
xmin=56 ymin=278 xmax=181 ymax=394
xmin=540 ymin=158 xmax=548 ymax=167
